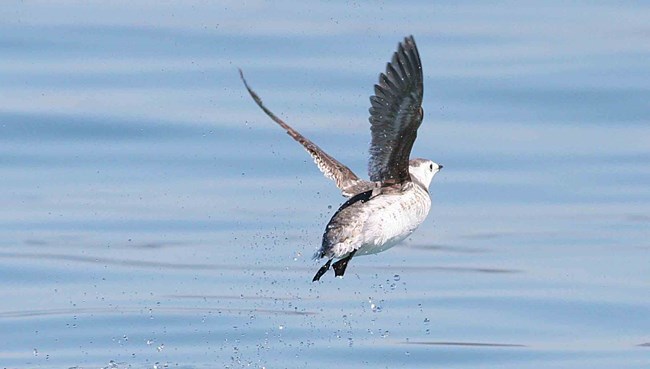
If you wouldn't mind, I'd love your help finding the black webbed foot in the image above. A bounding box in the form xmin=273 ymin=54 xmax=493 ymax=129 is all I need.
xmin=312 ymin=259 xmax=332 ymax=282
xmin=332 ymin=250 xmax=357 ymax=277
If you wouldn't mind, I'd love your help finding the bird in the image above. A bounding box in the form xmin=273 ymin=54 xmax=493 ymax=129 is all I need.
xmin=239 ymin=35 xmax=442 ymax=281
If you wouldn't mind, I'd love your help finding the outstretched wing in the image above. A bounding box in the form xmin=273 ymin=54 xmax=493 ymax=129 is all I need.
xmin=368 ymin=35 xmax=424 ymax=184
xmin=239 ymin=69 xmax=374 ymax=197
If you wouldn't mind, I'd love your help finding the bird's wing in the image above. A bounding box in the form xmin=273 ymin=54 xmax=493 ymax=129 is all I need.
xmin=239 ymin=69 xmax=374 ymax=197
xmin=368 ymin=36 xmax=424 ymax=185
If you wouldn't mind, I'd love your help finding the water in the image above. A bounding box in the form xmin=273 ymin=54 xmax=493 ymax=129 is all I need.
xmin=1 ymin=1 xmax=649 ymax=368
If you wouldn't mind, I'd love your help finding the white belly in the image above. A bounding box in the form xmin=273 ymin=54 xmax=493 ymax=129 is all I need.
xmin=358 ymin=187 xmax=430 ymax=255
xmin=326 ymin=184 xmax=431 ymax=258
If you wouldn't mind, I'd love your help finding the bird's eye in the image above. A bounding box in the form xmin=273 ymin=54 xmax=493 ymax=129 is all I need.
xmin=429 ymin=164 xmax=433 ymax=171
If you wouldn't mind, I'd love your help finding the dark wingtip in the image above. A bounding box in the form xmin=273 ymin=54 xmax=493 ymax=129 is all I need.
xmin=238 ymin=68 xmax=252 ymax=91
xmin=403 ymin=35 xmax=419 ymax=54
xmin=238 ymin=67 xmax=247 ymax=86
xmin=238 ymin=68 xmax=266 ymax=109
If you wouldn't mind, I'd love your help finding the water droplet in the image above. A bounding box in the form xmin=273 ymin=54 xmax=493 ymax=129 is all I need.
xmin=278 ymin=325 xmax=284 ymax=330
xmin=368 ymin=297 xmax=382 ymax=312
xmin=157 ymin=344 xmax=164 ymax=352
xmin=33 ymin=348 xmax=38 ymax=356
xmin=423 ymin=318 xmax=430 ymax=324
xmin=393 ymin=274 xmax=400 ymax=281
xmin=147 ymin=339 xmax=154 ymax=345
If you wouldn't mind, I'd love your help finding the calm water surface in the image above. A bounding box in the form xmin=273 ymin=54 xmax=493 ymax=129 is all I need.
xmin=1 ymin=2 xmax=649 ymax=368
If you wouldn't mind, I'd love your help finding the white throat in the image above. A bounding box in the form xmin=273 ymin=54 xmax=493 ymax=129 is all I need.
xmin=408 ymin=158 xmax=442 ymax=190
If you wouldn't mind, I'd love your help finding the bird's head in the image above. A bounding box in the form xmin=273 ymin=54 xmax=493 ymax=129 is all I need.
xmin=408 ymin=158 xmax=442 ymax=189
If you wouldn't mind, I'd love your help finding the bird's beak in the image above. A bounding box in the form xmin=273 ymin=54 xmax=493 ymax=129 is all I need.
xmin=438 ymin=164 xmax=444 ymax=170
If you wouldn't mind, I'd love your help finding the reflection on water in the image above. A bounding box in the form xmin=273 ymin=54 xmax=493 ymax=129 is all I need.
xmin=1 ymin=1 xmax=649 ymax=369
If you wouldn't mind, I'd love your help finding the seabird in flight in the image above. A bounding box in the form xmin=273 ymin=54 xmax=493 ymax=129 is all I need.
xmin=240 ymin=35 xmax=442 ymax=281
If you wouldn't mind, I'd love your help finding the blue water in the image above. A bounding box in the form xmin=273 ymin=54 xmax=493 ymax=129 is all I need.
xmin=1 ymin=1 xmax=649 ymax=368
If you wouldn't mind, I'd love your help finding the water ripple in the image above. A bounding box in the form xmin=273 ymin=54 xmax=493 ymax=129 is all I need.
xmin=401 ymin=341 xmax=527 ymax=348
xmin=0 ymin=251 xmax=520 ymax=274
xmin=0 ymin=306 xmax=316 ymax=319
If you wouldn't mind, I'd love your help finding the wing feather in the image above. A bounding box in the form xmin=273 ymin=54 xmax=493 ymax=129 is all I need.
xmin=239 ymin=69 xmax=374 ymax=197
xmin=368 ymin=36 xmax=424 ymax=184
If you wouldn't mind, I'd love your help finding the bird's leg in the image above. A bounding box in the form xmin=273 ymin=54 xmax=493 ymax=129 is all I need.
xmin=332 ymin=250 xmax=357 ymax=277
xmin=312 ymin=259 xmax=333 ymax=282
